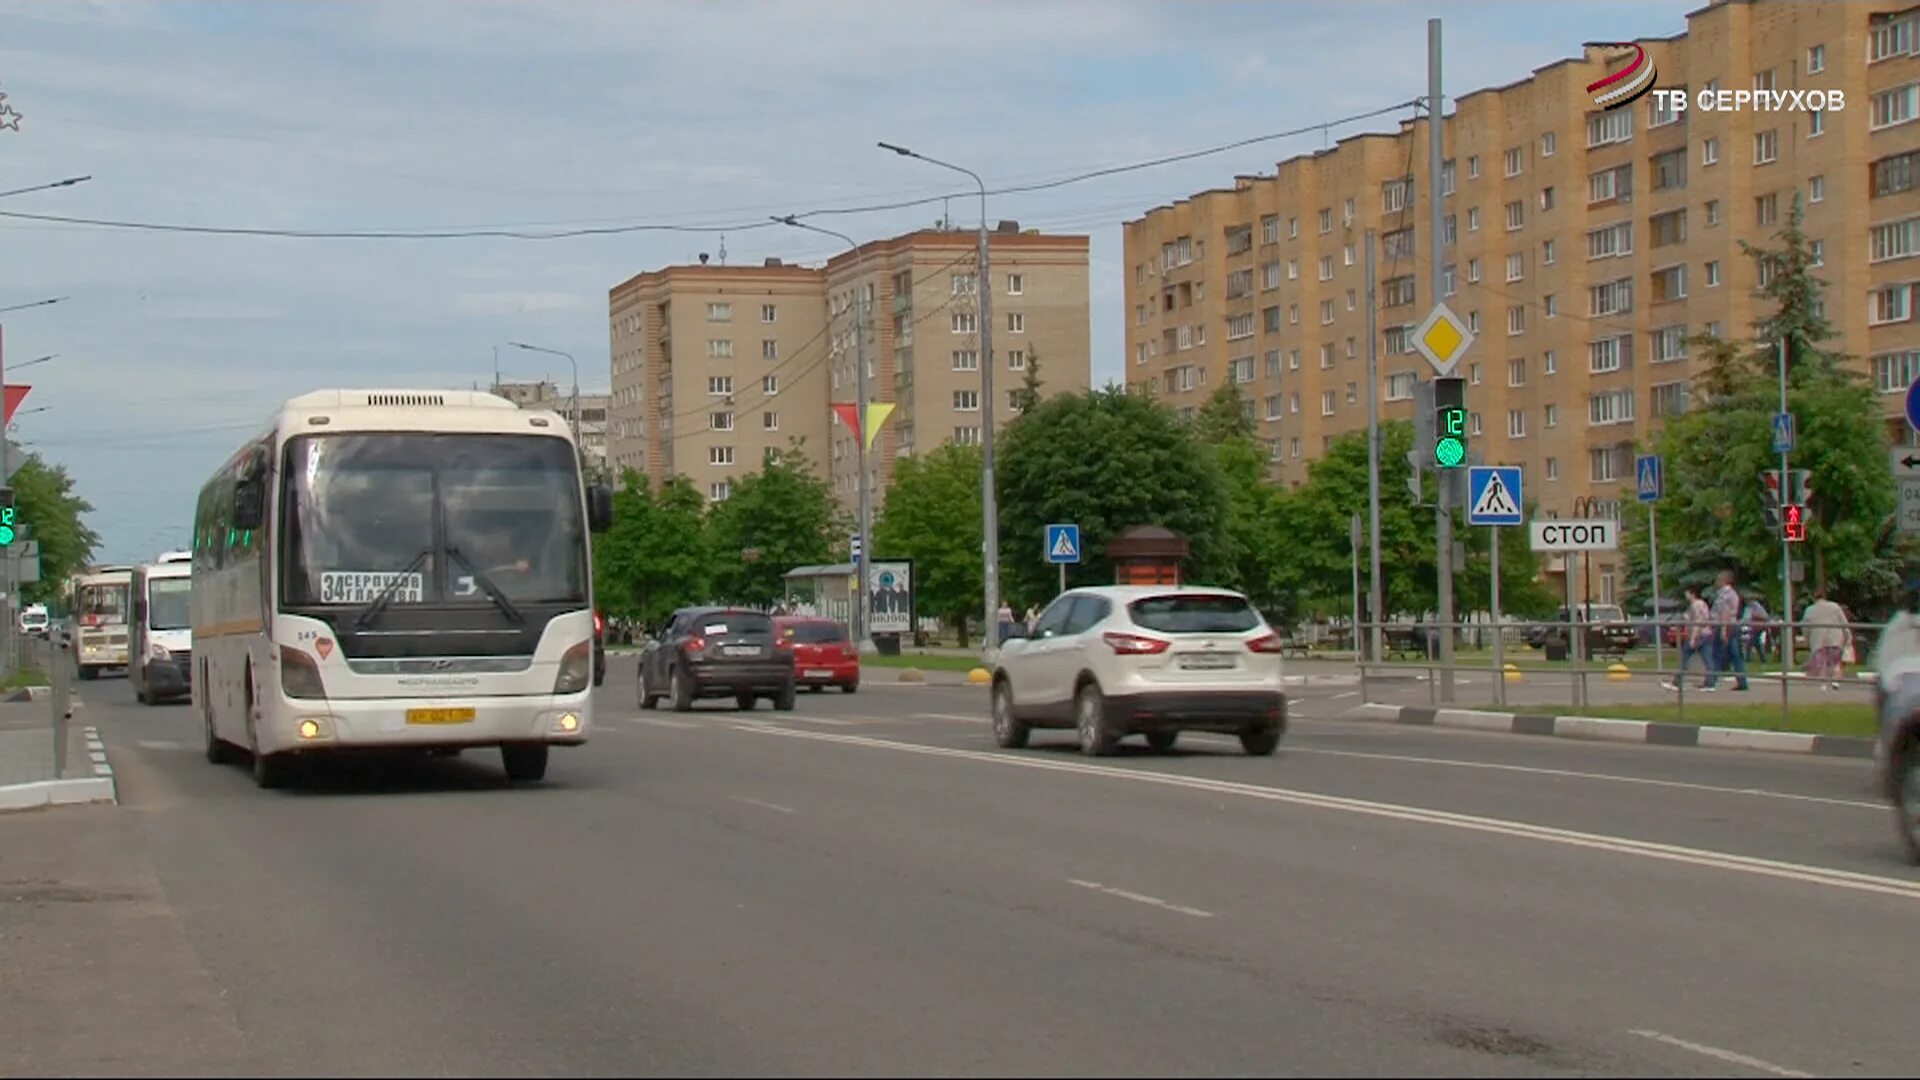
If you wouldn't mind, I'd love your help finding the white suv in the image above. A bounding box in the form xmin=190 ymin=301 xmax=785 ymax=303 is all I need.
xmin=991 ymin=585 xmax=1288 ymax=756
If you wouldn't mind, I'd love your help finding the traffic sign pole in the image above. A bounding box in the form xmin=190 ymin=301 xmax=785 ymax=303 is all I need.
xmin=1637 ymin=453 xmax=1664 ymax=674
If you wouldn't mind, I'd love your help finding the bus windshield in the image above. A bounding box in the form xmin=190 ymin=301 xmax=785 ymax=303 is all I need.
xmin=148 ymin=578 xmax=192 ymax=631
xmin=76 ymin=583 xmax=128 ymax=624
xmin=280 ymin=433 xmax=588 ymax=608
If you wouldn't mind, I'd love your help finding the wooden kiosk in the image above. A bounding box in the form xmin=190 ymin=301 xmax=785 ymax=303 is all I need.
xmin=1106 ymin=525 xmax=1189 ymax=586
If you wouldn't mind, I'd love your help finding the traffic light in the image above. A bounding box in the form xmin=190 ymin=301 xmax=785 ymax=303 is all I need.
xmin=1761 ymin=471 xmax=1783 ymax=530
xmin=0 ymin=486 xmax=14 ymax=548
xmin=1782 ymin=503 xmax=1808 ymax=542
xmin=1433 ymin=376 xmax=1467 ymax=469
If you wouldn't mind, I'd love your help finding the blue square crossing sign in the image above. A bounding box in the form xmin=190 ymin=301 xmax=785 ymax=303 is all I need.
xmin=1635 ymin=454 xmax=1663 ymax=503
xmin=1044 ymin=523 xmax=1081 ymax=565
xmin=1466 ymin=466 xmax=1524 ymax=527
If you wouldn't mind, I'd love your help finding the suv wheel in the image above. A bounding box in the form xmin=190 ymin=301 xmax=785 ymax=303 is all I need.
xmin=991 ymin=680 xmax=1030 ymax=749
xmin=1240 ymin=726 xmax=1282 ymax=757
xmin=670 ymin=666 xmax=695 ymax=712
xmin=1075 ymin=682 xmax=1117 ymax=757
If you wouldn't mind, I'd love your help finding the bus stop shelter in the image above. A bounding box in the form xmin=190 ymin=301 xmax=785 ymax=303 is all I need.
xmin=781 ymin=563 xmax=855 ymax=625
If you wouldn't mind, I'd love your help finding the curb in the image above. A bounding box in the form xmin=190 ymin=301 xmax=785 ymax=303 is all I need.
xmin=0 ymin=723 xmax=118 ymax=814
xmin=1343 ymin=703 xmax=1876 ymax=759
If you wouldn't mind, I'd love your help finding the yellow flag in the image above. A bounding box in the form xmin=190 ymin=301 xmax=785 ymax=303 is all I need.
xmin=863 ymin=403 xmax=896 ymax=450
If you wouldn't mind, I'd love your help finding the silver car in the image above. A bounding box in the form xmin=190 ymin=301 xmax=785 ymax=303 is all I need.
xmin=991 ymin=585 xmax=1288 ymax=756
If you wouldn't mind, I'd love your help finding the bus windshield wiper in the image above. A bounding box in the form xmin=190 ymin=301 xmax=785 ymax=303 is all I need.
xmin=354 ymin=548 xmax=433 ymax=630
xmin=444 ymin=546 xmax=525 ymax=625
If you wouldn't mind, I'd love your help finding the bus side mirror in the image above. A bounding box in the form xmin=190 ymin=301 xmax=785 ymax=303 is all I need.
xmin=233 ymin=479 xmax=265 ymax=531
xmin=588 ymin=484 xmax=614 ymax=534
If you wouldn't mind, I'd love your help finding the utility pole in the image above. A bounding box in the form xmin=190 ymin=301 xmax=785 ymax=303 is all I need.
xmin=1778 ymin=338 xmax=1794 ymax=670
xmin=1428 ymin=17 xmax=1456 ymax=702
xmin=1365 ymin=230 xmax=1384 ymax=664
xmin=0 ymin=323 xmax=11 ymax=677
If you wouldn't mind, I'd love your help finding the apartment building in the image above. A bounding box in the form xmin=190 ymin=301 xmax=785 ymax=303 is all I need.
xmin=609 ymin=226 xmax=1091 ymax=510
xmin=1124 ymin=0 xmax=1920 ymax=604
xmin=489 ymin=379 xmax=611 ymax=475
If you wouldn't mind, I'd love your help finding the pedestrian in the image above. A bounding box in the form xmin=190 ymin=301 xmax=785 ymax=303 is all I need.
xmin=997 ymin=601 xmax=1015 ymax=645
xmin=1024 ymin=604 xmax=1039 ymax=635
xmin=1801 ymin=590 xmax=1849 ymax=689
xmin=1741 ymin=594 xmax=1772 ymax=663
xmin=1662 ymin=586 xmax=1714 ymax=691
xmin=1703 ymin=570 xmax=1749 ymax=692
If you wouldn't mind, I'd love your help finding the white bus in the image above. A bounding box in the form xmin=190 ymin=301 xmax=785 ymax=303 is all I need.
xmin=69 ymin=565 xmax=134 ymax=679
xmin=193 ymin=389 xmax=613 ymax=788
xmin=130 ymin=558 xmax=194 ymax=704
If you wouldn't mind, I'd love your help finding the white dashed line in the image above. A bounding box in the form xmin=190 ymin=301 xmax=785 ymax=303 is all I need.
xmin=1068 ymin=879 xmax=1214 ymax=918
xmin=628 ymin=717 xmax=698 ymax=729
xmin=1628 ymin=1030 xmax=1813 ymax=1078
xmin=731 ymin=795 xmax=797 ymax=815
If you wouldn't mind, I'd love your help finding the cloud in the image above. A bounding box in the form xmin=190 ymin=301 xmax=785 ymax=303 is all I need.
xmin=454 ymin=292 xmax=591 ymax=317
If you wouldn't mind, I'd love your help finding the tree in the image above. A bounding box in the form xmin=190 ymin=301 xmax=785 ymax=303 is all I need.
xmin=1283 ymin=424 xmax=1433 ymax=618
xmin=1628 ymin=192 xmax=1896 ymax=605
xmin=11 ymin=454 xmax=98 ymax=605
xmin=705 ymin=446 xmax=843 ymax=607
xmin=591 ymin=470 xmax=709 ymax=628
xmin=1193 ymin=382 xmax=1256 ymax=444
xmin=1187 ymin=384 xmax=1288 ymax=615
xmin=873 ymin=442 xmax=983 ymax=645
xmin=1012 ymin=344 xmax=1046 ymax=415
xmin=996 ymin=387 xmax=1226 ymax=606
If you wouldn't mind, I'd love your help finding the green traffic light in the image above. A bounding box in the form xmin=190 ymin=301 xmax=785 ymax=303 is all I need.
xmin=1434 ymin=436 xmax=1466 ymax=468
xmin=0 ymin=524 xmax=15 ymax=547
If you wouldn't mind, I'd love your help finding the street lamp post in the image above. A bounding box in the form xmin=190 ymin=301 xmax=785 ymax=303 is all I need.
xmin=507 ymin=342 xmax=582 ymax=449
xmin=773 ymin=215 xmax=876 ymax=655
xmin=878 ymin=141 xmax=1000 ymax=660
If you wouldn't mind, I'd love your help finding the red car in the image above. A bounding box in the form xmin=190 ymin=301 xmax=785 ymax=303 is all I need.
xmin=773 ymin=616 xmax=859 ymax=693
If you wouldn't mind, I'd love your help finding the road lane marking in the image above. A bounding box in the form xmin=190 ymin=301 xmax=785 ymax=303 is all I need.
xmin=728 ymin=725 xmax=1920 ymax=902
xmin=135 ymin=740 xmax=185 ymax=751
xmin=1628 ymin=1030 xmax=1813 ymax=1078
xmin=786 ymin=716 xmax=857 ymax=726
xmin=731 ymin=795 xmax=797 ymax=815
xmin=627 ymin=717 xmax=698 ymax=729
xmin=916 ymin=713 xmax=987 ymax=723
xmin=1068 ymin=879 xmax=1214 ymax=918
xmin=1280 ymin=746 xmax=1883 ymax=811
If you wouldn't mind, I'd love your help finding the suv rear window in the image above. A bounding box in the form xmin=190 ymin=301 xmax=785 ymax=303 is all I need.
xmin=1127 ymin=595 xmax=1260 ymax=634
xmin=783 ymin=621 xmax=848 ymax=644
xmin=695 ymin=612 xmax=774 ymax=637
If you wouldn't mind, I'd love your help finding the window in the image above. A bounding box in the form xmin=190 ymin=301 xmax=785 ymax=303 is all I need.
xmin=1508 ymin=409 xmax=1527 ymax=438
xmin=1288 ymin=217 xmax=1299 ymax=238
xmin=1509 ymin=358 xmax=1527 ymax=386
xmin=706 ymin=338 xmax=734 ymax=359
xmin=1587 ymin=221 xmax=1633 ymax=259
xmin=952 ymin=349 xmax=979 ymax=370
xmin=954 ymin=426 xmax=981 ymax=446
xmin=762 ymin=374 xmax=778 ymax=395
xmin=1384 ymin=177 xmax=1415 ymax=213
xmin=1384 ymin=276 xmax=1417 ymax=307
xmin=1229 ymin=313 xmax=1255 ymax=340
xmin=1653 ymin=325 xmax=1688 ymax=363
xmin=1754 ymin=68 xmax=1777 ymax=93
xmin=1468 ymin=207 xmax=1481 ymax=232
xmin=1646 ymin=210 xmax=1685 ymax=249
xmin=1545 ymin=402 xmax=1559 ymax=426
xmin=1344 ymin=243 xmax=1356 ymax=267
xmin=1469 ymin=155 xmax=1482 ymax=179
xmin=1346 ymin=335 xmax=1357 ymax=358
xmin=1705 ymin=260 xmax=1721 ymax=287
xmin=1873 ymin=350 xmax=1920 ymax=392
xmin=1468 ymin=310 xmax=1481 ymax=333
xmin=1702 ymin=137 xmax=1719 ymax=166
xmin=1470 ymin=362 xmax=1483 ymax=386
xmin=1588 ymin=164 xmax=1632 ymax=204
xmin=1262 ymin=215 xmax=1280 ymax=244
xmin=1320 ymin=343 xmax=1334 ymax=369
xmin=763 ymin=411 xmax=780 ymax=431
xmin=1873 ymin=14 xmax=1918 ymax=63
xmin=1346 ymin=288 xmax=1357 ymax=312
xmin=1651 ymin=264 xmax=1687 ymax=303
xmin=1264 ymin=306 xmax=1282 ymax=333
xmin=1539 ymin=186 xmax=1556 ymax=211
xmin=1287 ymin=258 xmax=1299 ymax=280
xmin=1263 ymin=260 xmax=1282 ymax=290
xmin=1651 ymin=149 xmax=1686 ymax=191
xmin=1755 ymin=192 xmax=1778 ymax=226
xmin=1320 ymin=390 xmax=1336 ymax=416
xmin=1320 ymin=300 xmax=1335 ymax=325
xmin=1347 ymin=382 xmax=1359 ymax=405
xmin=1230 ymin=357 xmax=1255 ymax=383
xmin=953 ymin=390 xmax=980 ymax=411
xmin=1264 ymin=349 xmax=1281 ymax=378
xmin=1876 ymin=151 xmax=1920 ymax=197
xmin=1506 ymin=252 xmax=1526 ymax=282
xmin=1544 ymin=295 xmax=1558 ymax=318
xmin=1505 ymin=147 xmax=1524 ymax=177
xmin=1807 ymin=44 xmax=1825 ymax=74
xmin=1810 ymin=109 xmax=1826 ymax=137
xmin=1589 ymin=335 xmax=1631 ymax=373
xmin=1289 ymin=392 xmax=1301 ymax=414
xmin=1651 ymin=381 xmax=1690 ymax=417
xmin=1007 ymin=273 xmax=1024 ymax=295
xmin=1590 ymin=447 xmax=1620 ymax=483
xmin=1811 ymin=239 xmax=1825 ymax=267
xmin=1541 ymin=132 xmax=1557 ymax=157
xmin=1226 ymin=225 xmax=1254 ymax=255
xmin=954 ymin=272 xmax=977 ymax=295
xmin=709 ymin=481 xmax=731 ymax=502
xmin=710 ymin=411 xmax=735 ymax=431
xmin=1873 ymin=84 xmax=1919 ymax=130
xmin=1383 ymin=227 xmax=1415 ymax=257
xmin=1754 ymin=129 xmax=1779 ymax=165
xmin=1590 ymin=278 xmax=1633 ymax=316
xmin=1289 ymin=304 xmax=1300 ymax=325
xmin=1444 ymin=215 xmax=1457 ymax=244
xmin=1009 ymin=349 xmax=1027 ymax=371
xmin=1444 ymin=263 xmax=1457 ymax=296
xmin=952 ymin=312 xmax=977 ymax=334
xmin=709 ymin=446 xmax=734 ymax=466
xmin=1587 ymin=109 xmax=1632 ymax=147
xmin=1319 ymin=255 xmax=1335 ymax=281
xmin=1319 ymin=208 xmax=1333 ymax=234
xmin=707 ymin=302 xmax=732 ymax=321
xmin=1344 ymin=197 xmax=1355 ymax=222
xmin=1386 ymin=372 xmax=1416 ymax=401
xmin=1651 ymin=89 xmax=1684 ymax=128
xmin=1384 ymin=326 xmax=1414 ymax=355
xmin=1507 ymin=305 xmax=1526 ymax=335
xmin=708 ymin=376 xmax=733 ymax=396
xmin=1588 ymin=388 xmax=1635 ymax=426
xmin=1873 ymin=218 xmax=1920 ymax=262
xmin=1469 ymin=258 xmax=1482 ymax=283
xmin=1007 ymin=312 xmax=1026 ymax=334
xmin=1543 ymin=239 xmax=1556 ymax=265
xmin=1442 ymin=159 xmax=1456 ymax=193
xmin=1872 ymin=284 xmax=1912 ymax=325
xmin=1546 ymin=457 xmax=1560 ymax=481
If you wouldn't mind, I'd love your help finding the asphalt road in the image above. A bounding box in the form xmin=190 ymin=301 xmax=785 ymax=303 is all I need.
xmin=2 ymin=663 xmax=1915 ymax=1077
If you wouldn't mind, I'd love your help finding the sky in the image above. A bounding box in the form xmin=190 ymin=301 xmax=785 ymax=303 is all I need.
xmin=0 ymin=0 xmax=1693 ymax=564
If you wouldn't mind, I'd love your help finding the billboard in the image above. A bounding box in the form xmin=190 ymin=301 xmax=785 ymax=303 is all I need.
xmin=867 ymin=560 xmax=913 ymax=635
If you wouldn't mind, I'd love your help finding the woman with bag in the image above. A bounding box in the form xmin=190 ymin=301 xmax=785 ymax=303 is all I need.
xmin=1801 ymin=590 xmax=1849 ymax=690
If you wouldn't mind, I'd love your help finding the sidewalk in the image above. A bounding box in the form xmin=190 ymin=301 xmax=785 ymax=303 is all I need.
xmin=0 ymin=698 xmax=115 ymax=812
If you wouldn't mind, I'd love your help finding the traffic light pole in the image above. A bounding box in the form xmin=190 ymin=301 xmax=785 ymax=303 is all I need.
xmin=1778 ymin=338 xmax=1794 ymax=674
xmin=0 ymin=326 xmax=12 ymax=679
xmin=1428 ymin=17 xmax=1455 ymax=703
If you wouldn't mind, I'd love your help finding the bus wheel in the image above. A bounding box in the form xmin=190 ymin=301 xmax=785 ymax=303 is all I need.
xmin=204 ymin=710 xmax=236 ymax=765
xmin=502 ymin=743 xmax=549 ymax=783
xmin=251 ymin=747 xmax=291 ymax=789
xmin=77 ymin=666 xmax=97 ymax=682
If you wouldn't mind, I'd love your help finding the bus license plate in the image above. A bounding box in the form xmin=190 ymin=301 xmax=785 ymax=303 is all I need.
xmin=406 ymin=707 xmax=476 ymax=725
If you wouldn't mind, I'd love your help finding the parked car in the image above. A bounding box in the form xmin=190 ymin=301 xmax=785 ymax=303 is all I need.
xmin=774 ymin=616 xmax=859 ymax=693
xmin=1524 ymin=604 xmax=1638 ymax=656
xmin=991 ymin=585 xmax=1288 ymax=757
xmin=593 ymin=610 xmax=607 ymax=687
xmin=1872 ymin=609 xmax=1920 ymax=864
xmin=638 ymin=606 xmax=796 ymax=712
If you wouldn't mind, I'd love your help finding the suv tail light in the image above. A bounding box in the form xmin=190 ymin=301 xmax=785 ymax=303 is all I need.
xmin=1247 ymin=633 xmax=1287 ymax=654
xmin=280 ymin=645 xmax=327 ymax=699
xmin=1102 ymin=631 xmax=1170 ymax=655
xmin=685 ymin=635 xmax=707 ymax=656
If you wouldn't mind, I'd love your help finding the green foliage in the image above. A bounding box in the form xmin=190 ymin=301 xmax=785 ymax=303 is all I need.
xmin=1282 ymin=424 xmax=1431 ymax=617
xmin=591 ymin=469 xmax=709 ymax=627
xmin=996 ymin=387 xmax=1226 ymax=606
xmin=1012 ymin=345 xmax=1046 ymax=416
xmin=1194 ymin=382 xmax=1258 ymax=444
xmin=705 ymin=446 xmax=844 ymax=607
xmin=11 ymin=454 xmax=98 ymax=604
xmin=1625 ymin=191 xmax=1896 ymax=607
xmin=874 ymin=442 xmax=983 ymax=638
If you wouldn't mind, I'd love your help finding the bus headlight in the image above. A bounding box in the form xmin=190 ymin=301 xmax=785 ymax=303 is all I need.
xmin=553 ymin=640 xmax=592 ymax=694
xmin=280 ymin=645 xmax=327 ymax=700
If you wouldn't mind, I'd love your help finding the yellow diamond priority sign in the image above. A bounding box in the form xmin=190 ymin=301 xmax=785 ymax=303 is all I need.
xmin=1413 ymin=302 xmax=1474 ymax=377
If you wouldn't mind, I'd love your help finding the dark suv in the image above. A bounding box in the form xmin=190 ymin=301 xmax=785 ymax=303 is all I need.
xmin=639 ymin=606 xmax=797 ymax=712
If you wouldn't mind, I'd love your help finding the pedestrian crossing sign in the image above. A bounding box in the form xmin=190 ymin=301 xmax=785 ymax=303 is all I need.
xmin=1044 ymin=523 xmax=1081 ymax=564
xmin=1467 ymin=466 xmax=1524 ymax=526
